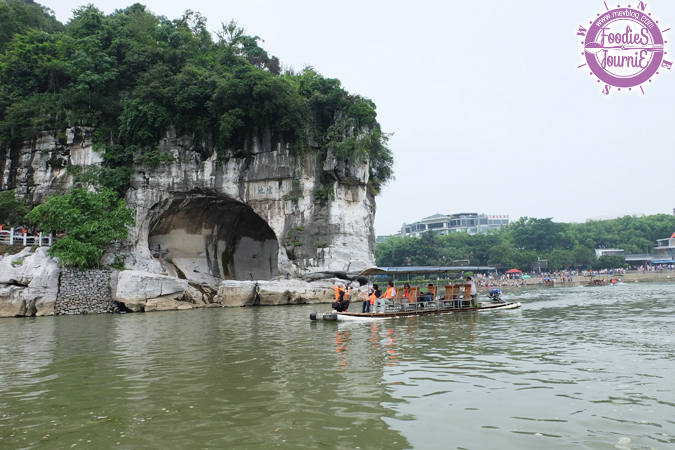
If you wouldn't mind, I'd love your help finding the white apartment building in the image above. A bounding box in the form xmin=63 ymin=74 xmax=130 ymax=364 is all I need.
xmin=401 ymin=213 xmax=510 ymax=237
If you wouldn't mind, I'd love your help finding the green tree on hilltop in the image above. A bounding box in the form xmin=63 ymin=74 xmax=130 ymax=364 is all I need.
xmin=0 ymin=2 xmax=394 ymax=195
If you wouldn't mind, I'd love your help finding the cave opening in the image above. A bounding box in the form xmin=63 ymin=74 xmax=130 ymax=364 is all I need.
xmin=148 ymin=196 xmax=279 ymax=284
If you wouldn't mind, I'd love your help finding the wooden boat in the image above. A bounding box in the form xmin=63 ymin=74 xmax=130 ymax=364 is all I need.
xmin=310 ymin=265 xmax=521 ymax=321
xmin=311 ymin=301 xmax=521 ymax=321
xmin=587 ymin=277 xmax=606 ymax=286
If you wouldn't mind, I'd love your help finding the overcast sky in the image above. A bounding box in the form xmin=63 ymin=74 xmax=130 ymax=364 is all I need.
xmin=46 ymin=0 xmax=675 ymax=235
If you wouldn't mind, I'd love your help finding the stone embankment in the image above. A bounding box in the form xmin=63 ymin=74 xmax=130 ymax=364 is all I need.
xmin=1 ymin=247 xmax=358 ymax=318
xmin=55 ymin=268 xmax=121 ymax=315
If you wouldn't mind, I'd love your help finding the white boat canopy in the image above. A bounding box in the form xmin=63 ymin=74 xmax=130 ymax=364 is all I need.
xmin=359 ymin=266 xmax=497 ymax=276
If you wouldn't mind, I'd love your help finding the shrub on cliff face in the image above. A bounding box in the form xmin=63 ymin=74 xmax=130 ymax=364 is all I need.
xmin=0 ymin=189 xmax=27 ymax=226
xmin=25 ymin=188 xmax=135 ymax=268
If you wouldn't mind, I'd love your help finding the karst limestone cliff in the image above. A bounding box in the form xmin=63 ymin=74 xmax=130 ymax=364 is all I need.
xmin=1 ymin=127 xmax=377 ymax=287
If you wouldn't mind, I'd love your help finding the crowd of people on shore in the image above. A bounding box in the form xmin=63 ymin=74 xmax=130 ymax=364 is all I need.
xmin=582 ymin=268 xmax=626 ymax=276
xmin=633 ymin=264 xmax=674 ymax=272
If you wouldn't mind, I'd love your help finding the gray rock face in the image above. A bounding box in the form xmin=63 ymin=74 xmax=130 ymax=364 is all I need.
xmin=183 ymin=282 xmax=220 ymax=307
xmin=114 ymin=270 xmax=189 ymax=312
xmin=0 ymin=247 xmax=61 ymax=317
xmin=216 ymin=278 xmax=366 ymax=307
xmin=2 ymin=127 xmax=376 ymax=286
xmin=217 ymin=280 xmax=258 ymax=307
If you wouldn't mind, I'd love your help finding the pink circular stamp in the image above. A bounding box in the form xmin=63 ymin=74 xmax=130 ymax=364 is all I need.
xmin=577 ymin=2 xmax=671 ymax=94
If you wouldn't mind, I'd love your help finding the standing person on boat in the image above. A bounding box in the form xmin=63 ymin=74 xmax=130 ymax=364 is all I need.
xmin=332 ymin=284 xmax=351 ymax=312
xmin=363 ymin=284 xmax=381 ymax=313
xmin=374 ymin=281 xmax=396 ymax=313
xmin=466 ymin=276 xmax=477 ymax=303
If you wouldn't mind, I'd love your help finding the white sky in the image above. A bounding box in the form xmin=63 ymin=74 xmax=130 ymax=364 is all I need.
xmin=46 ymin=0 xmax=675 ymax=235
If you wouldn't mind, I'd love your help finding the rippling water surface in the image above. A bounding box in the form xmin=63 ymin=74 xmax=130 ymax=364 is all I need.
xmin=1 ymin=283 xmax=674 ymax=449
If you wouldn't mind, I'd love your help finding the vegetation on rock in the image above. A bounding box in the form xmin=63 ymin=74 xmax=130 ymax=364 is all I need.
xmin=0 ymin=189 xmax=27 ymax=226
xmin=376 ymin=215 xmax=675 ymax=271
xmin=0 ymin=0 xmax=394 ymax=194
xmin=25 ymin=188 xmax=135 ymax=268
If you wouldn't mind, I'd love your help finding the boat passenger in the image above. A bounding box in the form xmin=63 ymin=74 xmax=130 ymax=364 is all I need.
xmin=419 ymin=284 xmax=434 ymax=302
xmin=332 ymin=284 xmax=351 ymax=312
xmin=363 ymin=284 xmax=381 ymax=313
xmin=401 ymin=283 xmax=411 ymax=305
xmin=375 ymin=281 xmax=396 ymax=313
xmin=466 ymin=276 xmax=477 ymax=303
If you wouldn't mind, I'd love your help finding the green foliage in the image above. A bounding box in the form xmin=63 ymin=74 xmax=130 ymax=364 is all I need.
xmin=592 ymin=255 xmax=627 ymax=271
xmin=111 ymin=255 xmax=126 ymax=270
xmin=137 ymin=150 xmax=176 ymax=169
xmin=283 ymin=179 xmax=304 ymax=201
xmin=11 ymin=257 xmax=24 ymax=267
xmin=25 ymin=187 xmax=135 ymax=268
xmin=0 ymin=2 xmax=393 ymax=194
xmin=0 ymin=189 xmax=27 ymax=226
xmin=313 ymin=186 xmax=335 ymax=201
xmin=0 ymin=0 xmax=64 ymax=53
xmin=376 ymin=214 xmax=675 ymax=270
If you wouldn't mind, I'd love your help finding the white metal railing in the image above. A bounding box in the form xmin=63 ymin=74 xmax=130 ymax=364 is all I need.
xmin=0 ymin=229 xmax=53 ymax=247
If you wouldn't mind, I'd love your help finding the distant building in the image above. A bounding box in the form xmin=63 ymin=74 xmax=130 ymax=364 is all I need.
xmin=595 ymin=249 xmax=625 ymax=259
xmin=654 ymin=236 xmax=675 ymax=262
xmin=400 ymin=213 xmax=509 ymax=237
xmin=624 ymin=254 xmax=654 ymax=264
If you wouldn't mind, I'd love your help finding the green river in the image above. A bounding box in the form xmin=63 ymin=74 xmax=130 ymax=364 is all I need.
xmin=1 ymin=282 xmax=673 ymax=449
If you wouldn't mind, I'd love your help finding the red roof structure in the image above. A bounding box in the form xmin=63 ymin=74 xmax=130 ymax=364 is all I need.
xmin=671 ymin=231 xmax=675 ymax=239
xmin=505 ymin=268 xmax=522 ymax=274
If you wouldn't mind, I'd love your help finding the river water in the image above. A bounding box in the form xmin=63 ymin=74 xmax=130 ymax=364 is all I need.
xmin=0 ymin=282 xmax=673 ymax=449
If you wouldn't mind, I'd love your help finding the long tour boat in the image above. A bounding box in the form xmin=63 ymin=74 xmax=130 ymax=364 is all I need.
xmin=310 ymin=266 xmax=522 ymax=321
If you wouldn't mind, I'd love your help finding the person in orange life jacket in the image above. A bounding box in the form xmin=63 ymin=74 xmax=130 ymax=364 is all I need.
xmin=401 ymin=283 xmax=411 ymax=305
xmin=363 ymin=284 xmax=381 ymax=313
xmin=375 ymin=281 xmax=396 ymax=312
xmin=332 ymin=284 xmax=351 ymax=312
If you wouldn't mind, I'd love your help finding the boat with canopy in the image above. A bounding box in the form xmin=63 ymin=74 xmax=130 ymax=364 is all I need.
xmin=310 ymin=266 xmax=521 ymax=321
